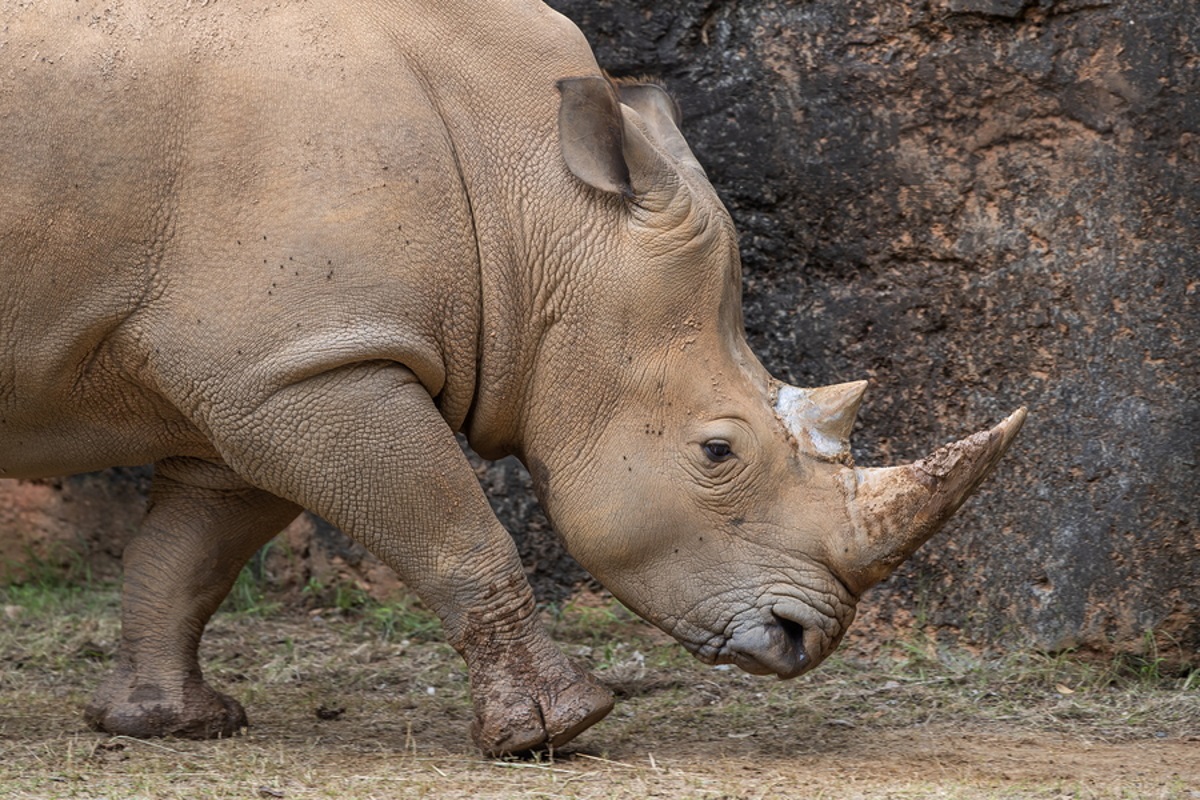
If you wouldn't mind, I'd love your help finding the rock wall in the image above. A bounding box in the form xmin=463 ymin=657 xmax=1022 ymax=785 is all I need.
xmin=0 ymin=469 xmax=149 ymax=585
xmin=2 ymin=0 xmax=1195 ymax=659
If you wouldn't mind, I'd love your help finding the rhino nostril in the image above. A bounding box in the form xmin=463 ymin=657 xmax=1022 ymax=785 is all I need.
xmin=772 ymin=612 xmax=806 ymax=659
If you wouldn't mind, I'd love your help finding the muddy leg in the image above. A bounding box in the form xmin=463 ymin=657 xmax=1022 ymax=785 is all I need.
xmin=85 ymin=457 xmax=301 ymax=738
xmin=212 ymin=363 xmax=613 ymax=754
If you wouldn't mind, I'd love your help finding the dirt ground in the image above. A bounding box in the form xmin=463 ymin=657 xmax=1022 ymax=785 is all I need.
xmin=1 ymin=583 xmax=1196 ymax=799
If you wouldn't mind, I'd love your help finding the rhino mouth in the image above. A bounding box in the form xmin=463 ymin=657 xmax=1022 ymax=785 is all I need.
xmin=668 ymin=590 xmax=849 ymax=680
xmin=723 ymin=608 xmax=814 ymax=680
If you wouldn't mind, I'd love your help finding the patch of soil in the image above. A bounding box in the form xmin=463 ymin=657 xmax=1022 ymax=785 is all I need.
xmin=1 ymin=587 xmax=1196 ymax=799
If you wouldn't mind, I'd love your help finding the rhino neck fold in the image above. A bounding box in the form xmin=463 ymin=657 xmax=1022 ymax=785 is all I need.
xmin=366 ymin=5 xmax=607 ymax=459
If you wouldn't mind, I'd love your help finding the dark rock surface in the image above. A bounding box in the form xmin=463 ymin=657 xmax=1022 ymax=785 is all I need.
xmin=1 ymin=0 xmax=1194 ymax=658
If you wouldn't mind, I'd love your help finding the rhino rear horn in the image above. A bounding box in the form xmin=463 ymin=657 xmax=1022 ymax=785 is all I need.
xmin=841 ymin=407 xmax=1028 ymax=593
xmin=775 ymin=380 xmax=868 ymax=464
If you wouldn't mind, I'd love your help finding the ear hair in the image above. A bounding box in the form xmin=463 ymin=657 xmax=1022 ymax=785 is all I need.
xmin=556 ymin=76 xmax=634 ymax=199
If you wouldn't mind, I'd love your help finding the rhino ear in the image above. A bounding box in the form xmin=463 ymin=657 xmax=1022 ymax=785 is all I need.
xmin=615 ymin=82 xmax=706 ymax=177
xmin=557 ymin=76 xmax=634 ymax=199
xmin=615 ymin=82 xmax=682 ymax=126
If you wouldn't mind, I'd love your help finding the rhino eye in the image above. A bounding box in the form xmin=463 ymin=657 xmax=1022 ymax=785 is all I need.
xmin=702 ymin=440 xmax=734 ymax=463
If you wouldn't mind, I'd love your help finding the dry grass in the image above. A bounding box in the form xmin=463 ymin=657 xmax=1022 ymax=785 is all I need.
xmin=1 ymin=581 xmax=1197 ymax=799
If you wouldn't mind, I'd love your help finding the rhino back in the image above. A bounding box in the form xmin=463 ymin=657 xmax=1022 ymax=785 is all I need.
xmin=0 ymin=1 xmax=500 ymax=477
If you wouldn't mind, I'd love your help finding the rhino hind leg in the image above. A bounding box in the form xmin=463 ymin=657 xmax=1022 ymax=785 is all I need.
xmin=85 ymin=458 xmax=301 ymax=739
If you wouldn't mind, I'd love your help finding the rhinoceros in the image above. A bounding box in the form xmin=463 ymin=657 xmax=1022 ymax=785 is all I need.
xmin=0 ymin=0 xmax=1024 ymax=754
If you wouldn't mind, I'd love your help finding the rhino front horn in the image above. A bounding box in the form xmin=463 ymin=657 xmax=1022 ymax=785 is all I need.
xmin=840 ymin=407 xmax=1028 ymax=593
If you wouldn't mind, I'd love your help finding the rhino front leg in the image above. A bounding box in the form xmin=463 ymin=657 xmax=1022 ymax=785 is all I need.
xmin=212 ymin=363 xmax=613 ymax=755
xmin=85 ymin=458 xmax=301 ymax=739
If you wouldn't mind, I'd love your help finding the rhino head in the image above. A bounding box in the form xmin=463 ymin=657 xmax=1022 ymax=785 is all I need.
xmin=502 ymin=76 xmax=1025 ymax=680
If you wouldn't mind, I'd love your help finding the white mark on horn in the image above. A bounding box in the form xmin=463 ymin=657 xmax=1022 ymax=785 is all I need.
xmin=775 ymin=385 xmax=842 ymax=458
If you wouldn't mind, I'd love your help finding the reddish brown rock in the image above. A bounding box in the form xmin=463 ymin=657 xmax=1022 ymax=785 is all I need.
xmin=0 ymin=470 xmax=149 ymax=584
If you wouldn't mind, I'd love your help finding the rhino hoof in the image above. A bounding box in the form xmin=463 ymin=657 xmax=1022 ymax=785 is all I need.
xmin=471 ymin=671 xmax=614 ymax=756
xmin=85 ymin=670 xmax=248 ymax=740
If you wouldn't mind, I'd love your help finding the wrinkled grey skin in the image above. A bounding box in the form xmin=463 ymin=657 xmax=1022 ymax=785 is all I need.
xmin=0 ymin=0 xmax=1023 ymax=754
